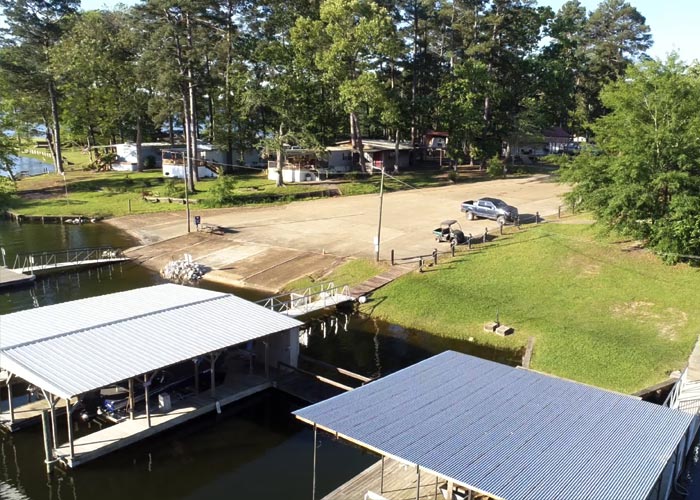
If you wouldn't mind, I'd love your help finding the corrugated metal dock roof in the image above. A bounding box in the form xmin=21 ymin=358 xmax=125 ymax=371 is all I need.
xmin=0 ymin=284 xmax=302 ymax=399
xmin=294 ymin=351 xmax=697 ymax=500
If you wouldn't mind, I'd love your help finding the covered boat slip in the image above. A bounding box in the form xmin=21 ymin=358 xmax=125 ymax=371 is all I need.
xmin=0 ymin=284 xmax=303 ymax=468
xmin=54 ymin=372 xmax=271 ymax=468
xmin=295 ymin=351 xmax=700 ymax=500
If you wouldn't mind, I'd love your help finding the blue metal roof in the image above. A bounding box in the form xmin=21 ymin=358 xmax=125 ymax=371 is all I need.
xmin=294 ymin=351 xmax=698 ymax=500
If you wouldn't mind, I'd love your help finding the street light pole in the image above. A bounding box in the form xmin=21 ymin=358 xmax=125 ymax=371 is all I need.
xmin=375 ymin=165 xmax=385 ymax=262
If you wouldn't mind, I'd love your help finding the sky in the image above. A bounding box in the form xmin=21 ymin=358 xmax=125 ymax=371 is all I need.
xmin=81 ymin=0 xmax=699 ymax=63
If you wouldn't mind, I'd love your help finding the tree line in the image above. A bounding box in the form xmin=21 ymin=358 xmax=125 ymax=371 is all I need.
xmin=0 ymin=0 xmax=652 ymax=183
xmin=2 ymin=0 xmax=699 ymax=261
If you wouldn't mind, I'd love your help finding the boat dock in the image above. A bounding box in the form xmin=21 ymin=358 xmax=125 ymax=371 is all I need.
xmin=0 ymin=395 xmax=78 ymax=432
xmin=54 ymin=374 xmax=271 ymax=468
xmin=323 ymin=458 xmax=444 ymax=500
xmin=257 ymin=282 xmax=354 ymax=317
xmin=9 ymin=246 xmax=129 ymax=276
xmin=0 ymin=267 xmax=35 ymax=289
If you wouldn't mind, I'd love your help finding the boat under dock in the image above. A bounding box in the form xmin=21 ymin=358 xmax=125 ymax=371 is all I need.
xmin=54 ymin=373 xmax=271 ymax=468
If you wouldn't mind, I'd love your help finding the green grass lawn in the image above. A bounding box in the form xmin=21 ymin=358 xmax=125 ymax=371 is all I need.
xmin=362 ymin=221 xmax=700 ymax=393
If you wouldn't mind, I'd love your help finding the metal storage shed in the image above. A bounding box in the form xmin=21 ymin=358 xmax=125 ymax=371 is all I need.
xmin=295 ymin=351 xmax=699 ymax=500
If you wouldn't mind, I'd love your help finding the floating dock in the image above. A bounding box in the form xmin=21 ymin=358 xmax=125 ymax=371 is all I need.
xmin=0 ymin=267 xmax=35 ymax=289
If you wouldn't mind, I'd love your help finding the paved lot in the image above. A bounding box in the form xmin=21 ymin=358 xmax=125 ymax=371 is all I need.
xmin=107 ymin=174 xmax=569 ymax=291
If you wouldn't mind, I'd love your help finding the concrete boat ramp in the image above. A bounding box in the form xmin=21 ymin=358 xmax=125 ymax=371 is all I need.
xmin=0 ymin=267 xmax=35 ymax=288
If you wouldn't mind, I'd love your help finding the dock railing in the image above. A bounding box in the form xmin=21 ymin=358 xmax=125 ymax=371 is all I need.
xmin=664 ymin=369 xmax=686 ymax=409
xmin=11 ymin=246 xmax=126 ymax=273
xmin=257 ymin=282 xmax=351 ymax=315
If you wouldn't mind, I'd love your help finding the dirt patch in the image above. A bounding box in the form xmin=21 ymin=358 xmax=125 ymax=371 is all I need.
xmin=566 ymin=255 xmax=601 ymax=277
xmin=610 ymin=301 xmax=688 ymax=340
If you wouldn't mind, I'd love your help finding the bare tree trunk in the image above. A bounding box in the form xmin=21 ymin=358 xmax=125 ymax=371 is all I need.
xmin=351 ymin=112 xmax=369 ymax=174
xmin=136 ymin=115 xmax=143 ymax=171
xmin=394 ymin=128 xmax=400 ymax=173
xmin=168 ymin=114 xmax=175 ymax=146
xmin=48 ymin=79 xmax=63 ymax=174
xmin=276 ymin=123 xmax=285 ymax=187
xmin=410 ymin=0 xmax=418 ymax=146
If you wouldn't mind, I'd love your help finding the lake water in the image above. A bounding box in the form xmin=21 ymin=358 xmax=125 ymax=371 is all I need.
xmin=0 ymin=220 xmax=527 ymax=500
xmin=0 ymin=221 xmax=696 ymax=499
xmin=1 ymin=156 xmax=54 ymax=178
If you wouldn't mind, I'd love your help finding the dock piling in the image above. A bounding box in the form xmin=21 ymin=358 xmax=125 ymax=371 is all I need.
xmin=41 ymin=410 xmax=53 ymax=475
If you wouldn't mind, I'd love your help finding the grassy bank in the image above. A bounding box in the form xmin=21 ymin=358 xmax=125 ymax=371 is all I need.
xmin=284 ymin=259 xmax=386 ymax=291
xmin=362 ymin=221 xmax=700 ymax=393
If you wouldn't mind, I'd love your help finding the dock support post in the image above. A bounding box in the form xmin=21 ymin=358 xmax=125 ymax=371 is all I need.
xmin=194 ymin=358 xmax=200 ymax=395
xmin=210 ymin=352 xmax=220 ymax=397
xmin=447 ymin=480 xmax=454 ymax=500
xmin=144 ymin=373 xmax=151 ymax=428
xmin=312 ymin=424 xmax=317 ymax=500
xmin=128 ymin=378 xmax=135 ymax=420
xmin=41 ymin=410 xmax=53 ymax=475
xmin=65 ymin=398 xmax=74 ymax=460
xmin=380 ymin=456 xmax=385 ymax=493
xmin=7 ymin=375 xmax=14 ymax=426
xmin=45 ymin=392 xmax=58 ymax=449
xmin=415 ymin=465 xmax=421 ymax=500
xmin=264 ymin=341 xmax=270 ymax=380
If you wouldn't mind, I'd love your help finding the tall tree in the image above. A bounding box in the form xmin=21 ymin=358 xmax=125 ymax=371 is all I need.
xmin=560 ymin=57 xmax=700 ymax=262
xmin=292 ymin=0 xmax=401 ymax=172
xmin=577 ymin=0 xmax=652 ymax=126
xmin=0 ymin=0 xmax=79 ymax=174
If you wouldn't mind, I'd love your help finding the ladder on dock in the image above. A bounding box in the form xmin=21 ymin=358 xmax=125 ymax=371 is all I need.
xmin=257 ymin=282 xmax=354 ymax=317
xmin=9 ymin=246 xmax=129 ymax=276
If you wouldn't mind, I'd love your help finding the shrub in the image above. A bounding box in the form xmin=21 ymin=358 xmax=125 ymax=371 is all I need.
xmin=0 ymin=176 xmax=16 ymax=208
xmin=163 ymin=179 xmax=185 ymax=198
xmin=486 ymin=155 xmax=505 ymax=178
xmin=208 ymin=174 xmax=236 ymax=206
xmin=447 ymin=170 xmax=459 ymax=183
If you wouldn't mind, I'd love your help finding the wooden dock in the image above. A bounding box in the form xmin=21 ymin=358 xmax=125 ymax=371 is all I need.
xmin=0 ymin=397 xmax=77 ymax=432
xmin=323 ymin=457 xmax=445 ymax=500
xmin=0 ymin=267 xmax=35 ymax=289
xmin=350 ymin=265 xmax=413 ymax=299
xmin=54 ymin=374 xmax=271 ymax=468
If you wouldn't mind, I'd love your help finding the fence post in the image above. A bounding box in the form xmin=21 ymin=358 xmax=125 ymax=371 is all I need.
xmin=499 ymin=220 xmax=504 ymax=235
xmin=535 ymin=212 xmax=540 ymax=224
xmin=516 ymin=216 xmax=520 ymax=229
xmin=418 ymin=257 xmax=424 ymax=273
xmin=391 ymin=249 xmax=395 ymax=266
xmin=483 ymin=228 xmax=488 ymax=244
xmin=558 ymin=206 xmax=561 ymax=218
xmin=451 ymin=239 xmax=456 ymax=257
xmin=432 ymin=248 xmax=438 ymax=266
xmin=468 ymin=234 xmax=472 ymax=250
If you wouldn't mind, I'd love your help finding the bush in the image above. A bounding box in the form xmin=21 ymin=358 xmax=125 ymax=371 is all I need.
xmin=208 ymin=174 xmax=236 ymax=206
xmin=486 ymin=155 xmax=505 ymax=178
xmin=0 ymin=176 xmax=16 ymax=208
xmin=163 ymin=179 xmax=185 ymax=198
xmin=447 ymin=170 xmax=459 ymax=183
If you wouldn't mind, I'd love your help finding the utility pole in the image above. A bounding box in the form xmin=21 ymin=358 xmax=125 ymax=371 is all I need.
xmin=375 ymin=165 xmax=386 ymax=262
xmin=184 ymin=156 xmax=191 ymax=233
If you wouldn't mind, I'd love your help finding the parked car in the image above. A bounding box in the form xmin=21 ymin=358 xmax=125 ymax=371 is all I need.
xmin=461 ymin=197 xmax=518 ymax=224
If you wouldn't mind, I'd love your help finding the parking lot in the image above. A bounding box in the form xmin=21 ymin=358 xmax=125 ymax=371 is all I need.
xmin=108 ymin=174 xmax=569 ymax=290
